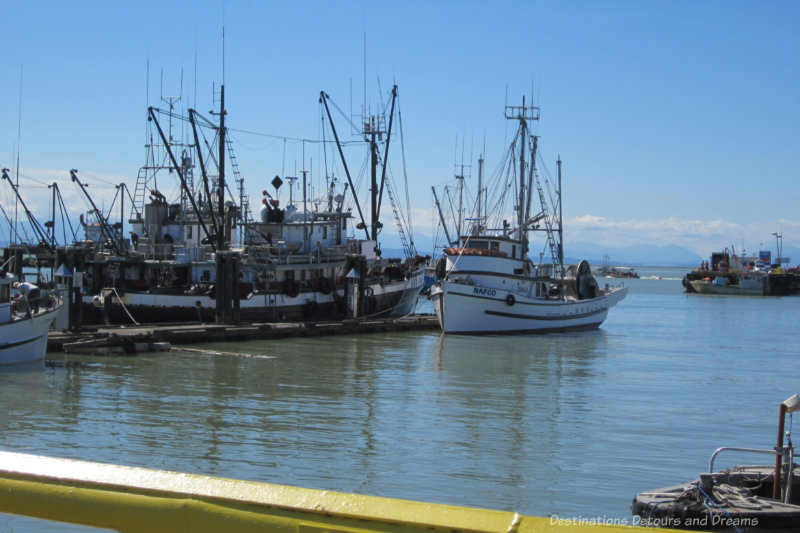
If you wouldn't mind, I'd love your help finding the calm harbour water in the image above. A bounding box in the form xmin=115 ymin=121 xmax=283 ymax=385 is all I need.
xmin=2 ymin=266 xmax=799 ymax=531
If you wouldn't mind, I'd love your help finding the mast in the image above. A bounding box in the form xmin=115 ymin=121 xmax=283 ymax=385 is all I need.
xmin=476 ymin=154 xmax=484 ymax=232
xmin=370 ymin=123 xmax=379 ymax=243
xmin=456 ymin=173 xmax=464 ymax=241
xmin=504 ymin=98 xmax=540 ymax=256
xmin=519 ymin=104 xmax=527 ymax=254
xmin=217 ymin=85 xmax=226 ymax=251
xmin=557 ymin=157 xmax=564 ymax=273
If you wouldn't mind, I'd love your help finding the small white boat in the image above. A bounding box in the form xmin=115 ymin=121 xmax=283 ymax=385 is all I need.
xmin=0 ymin=273 xmax=62 ymax=365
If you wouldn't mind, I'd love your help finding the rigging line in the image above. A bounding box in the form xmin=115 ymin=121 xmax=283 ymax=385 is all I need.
xmin=281 ymin=138 xmax=286 ymax=178
xmin=227 ymin=126 xmax=335 ymax=145
xmin=226 ymin=130 xmax=282 ymax=151
xmin=396 ymin=103 xmax=414 ymax=248
xmin=320 ymin=104 xmax=330 ymax=186
xmin=54 ymin=186 xmax=80 ymax=244
xmin=77 ymin=170 xmax=123 ymax=187
xmin=326 ymin=93 xmax=363 ymax=138
xmin=11 ymin=172 xmax=52 ymax=187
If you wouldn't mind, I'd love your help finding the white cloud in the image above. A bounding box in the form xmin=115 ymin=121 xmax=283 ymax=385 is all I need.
xmin=567 ymin=214 xmax=799 ymax=256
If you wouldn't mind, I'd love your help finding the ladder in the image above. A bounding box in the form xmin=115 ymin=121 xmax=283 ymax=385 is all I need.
xmin=130 ymin=167 xmax=148 ymax=223
xmin=225 ymin=137 xmax=251 ymax=242
xmin=103 ymin=261 xmax=121 ymax=289
xmin=385 ymin=178 xmax=414 ymax=258
xmin=534 ymin=173 xmax=561 ymax=276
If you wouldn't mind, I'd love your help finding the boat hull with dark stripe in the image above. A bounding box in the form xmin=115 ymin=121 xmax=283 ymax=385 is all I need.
xmin=431 ymin=279 xmax=627 ymax=334
xmin=0 ymin=303 xmax=61 ymax=365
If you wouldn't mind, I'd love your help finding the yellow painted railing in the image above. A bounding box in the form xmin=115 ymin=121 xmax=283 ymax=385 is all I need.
xmin=0 ymin=451 xmax=666 ymax=532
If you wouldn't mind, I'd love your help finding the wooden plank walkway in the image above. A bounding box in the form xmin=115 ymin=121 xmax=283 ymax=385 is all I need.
xmin=47 ymin=314 xmax=440 ymax=354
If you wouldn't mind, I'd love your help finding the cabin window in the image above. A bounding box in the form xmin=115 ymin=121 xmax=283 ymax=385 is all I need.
xmin=187 ymin=226 xmax=193 ymax=239
xmin=471 ymin=241 xmax=488 ymax=249
xmin=511 ymin=245 xmax=517 ymax=258
xmin=490 ymin=241 xmax=500 ymax=251
xmin=323 ymin=226 xmax=328 ymax=239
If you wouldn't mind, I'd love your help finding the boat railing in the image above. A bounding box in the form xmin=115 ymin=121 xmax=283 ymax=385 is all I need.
xmin=708 ymin=445 xmax=795 ymax=503
xmin=708 ymin=446 xmax=784 ymax=473
xmin=12 ymin=288 xmax=63 ymax=319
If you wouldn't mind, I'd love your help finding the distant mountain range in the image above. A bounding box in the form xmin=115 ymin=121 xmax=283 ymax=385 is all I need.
xmin=391 ymin=239 xmax=798 ymax=267
xmin=382 ymin=241 xmax=705 ymax=267
xmin=563 ymin=242 xmax=704 ymax=267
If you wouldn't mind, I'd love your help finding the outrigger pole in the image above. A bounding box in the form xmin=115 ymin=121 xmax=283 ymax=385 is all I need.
xmin=147 ymin=107 xmax=216 ymax=253
xmin=70 ymin=169 xmax=121 ymax=255
xmin=1 ymin=167 xmax=54 ymax=250
xmin=70 ymin=170 xmax=121 ymax=255
xmin=188 ymin=109 xmax=221 ymax=241
xmin=431 ymin=186 xmax=453 ymax=246
xmin=320 ymin=91 xmax=370 ymax=240
xmin=375 ymin=85 xmax=397 ymax=234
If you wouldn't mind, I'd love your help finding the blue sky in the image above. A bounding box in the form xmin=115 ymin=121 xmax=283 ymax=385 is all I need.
xmin=2 ymin=1 xmax=798 ymax=258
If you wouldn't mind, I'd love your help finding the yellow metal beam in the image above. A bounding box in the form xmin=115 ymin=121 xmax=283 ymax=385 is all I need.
xmin=0 ymin=451 xmax=661 ymax=532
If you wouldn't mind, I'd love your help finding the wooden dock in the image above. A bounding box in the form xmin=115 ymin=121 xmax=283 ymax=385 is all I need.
xmin=48 ymin=314 xmax=441 ymax=355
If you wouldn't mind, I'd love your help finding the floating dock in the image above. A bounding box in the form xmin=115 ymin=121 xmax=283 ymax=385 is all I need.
xmin=48 ymin=315 xmax=440 ymax=354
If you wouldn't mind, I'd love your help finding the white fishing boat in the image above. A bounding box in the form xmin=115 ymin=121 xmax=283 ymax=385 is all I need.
xmin=0 ymin=273 xmax=62 ymax=365
xmin=689 ymin=270 xmax=767 ymax=296
xmin=430 ymin=100 xmax=627 ymax=334
xmin=82 ymin=84 xmax=424 ymax=325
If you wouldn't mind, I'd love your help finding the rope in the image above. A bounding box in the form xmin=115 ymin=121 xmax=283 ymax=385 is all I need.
xmin=111 ymin=288 xmax=140 ymax=326
xmin=696 ymin=484 xmax=743 ymax=533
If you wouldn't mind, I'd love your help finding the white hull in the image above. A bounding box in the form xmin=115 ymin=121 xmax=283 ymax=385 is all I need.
xmin=96 ymin=269 xmax=424 ymax=323
xmin=0 ymin=304 xmax=61 ymax=365
xmin=431 ymin=280 xmax=628 ymax=334
xmin=689 ymin=274 xmax=766 ymax=296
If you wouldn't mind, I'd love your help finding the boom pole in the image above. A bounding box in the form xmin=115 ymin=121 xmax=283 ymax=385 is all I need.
xmin=148 ymin=107 xmax=216 ymax=252
xmin=70 ymin=169 xmax=120 ymax=255
xmin=189 ymin=109 xmax=220 ymax=240
xmin=1 ymin=168 xmax=53 ymax=250
xmin=320 ymin=91 xmax=370 ymax=240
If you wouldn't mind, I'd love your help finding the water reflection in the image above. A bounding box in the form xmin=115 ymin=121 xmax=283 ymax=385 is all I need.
xmin=5 ymin=292 xmax=795 ymax=530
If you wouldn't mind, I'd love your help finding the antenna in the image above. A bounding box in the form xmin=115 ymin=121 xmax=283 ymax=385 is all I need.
xmin=13 ymin=65 xmax=23 ymax=245
xmin=363 ymin=33 xmax=367 ymax=123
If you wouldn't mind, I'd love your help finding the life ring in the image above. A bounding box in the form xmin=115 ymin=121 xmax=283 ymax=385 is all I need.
xmin=435 ymin=257 xmax=446 ymax=279
xmin=304 ymin=300 xmax=319 ymax=317
xmin=283 ymin=280 xmax=300 ymax=298
xmin=506 ymin=294 xmax=515 ymax=306
xmin=318 ymin=277 xmax=332 ymax=295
